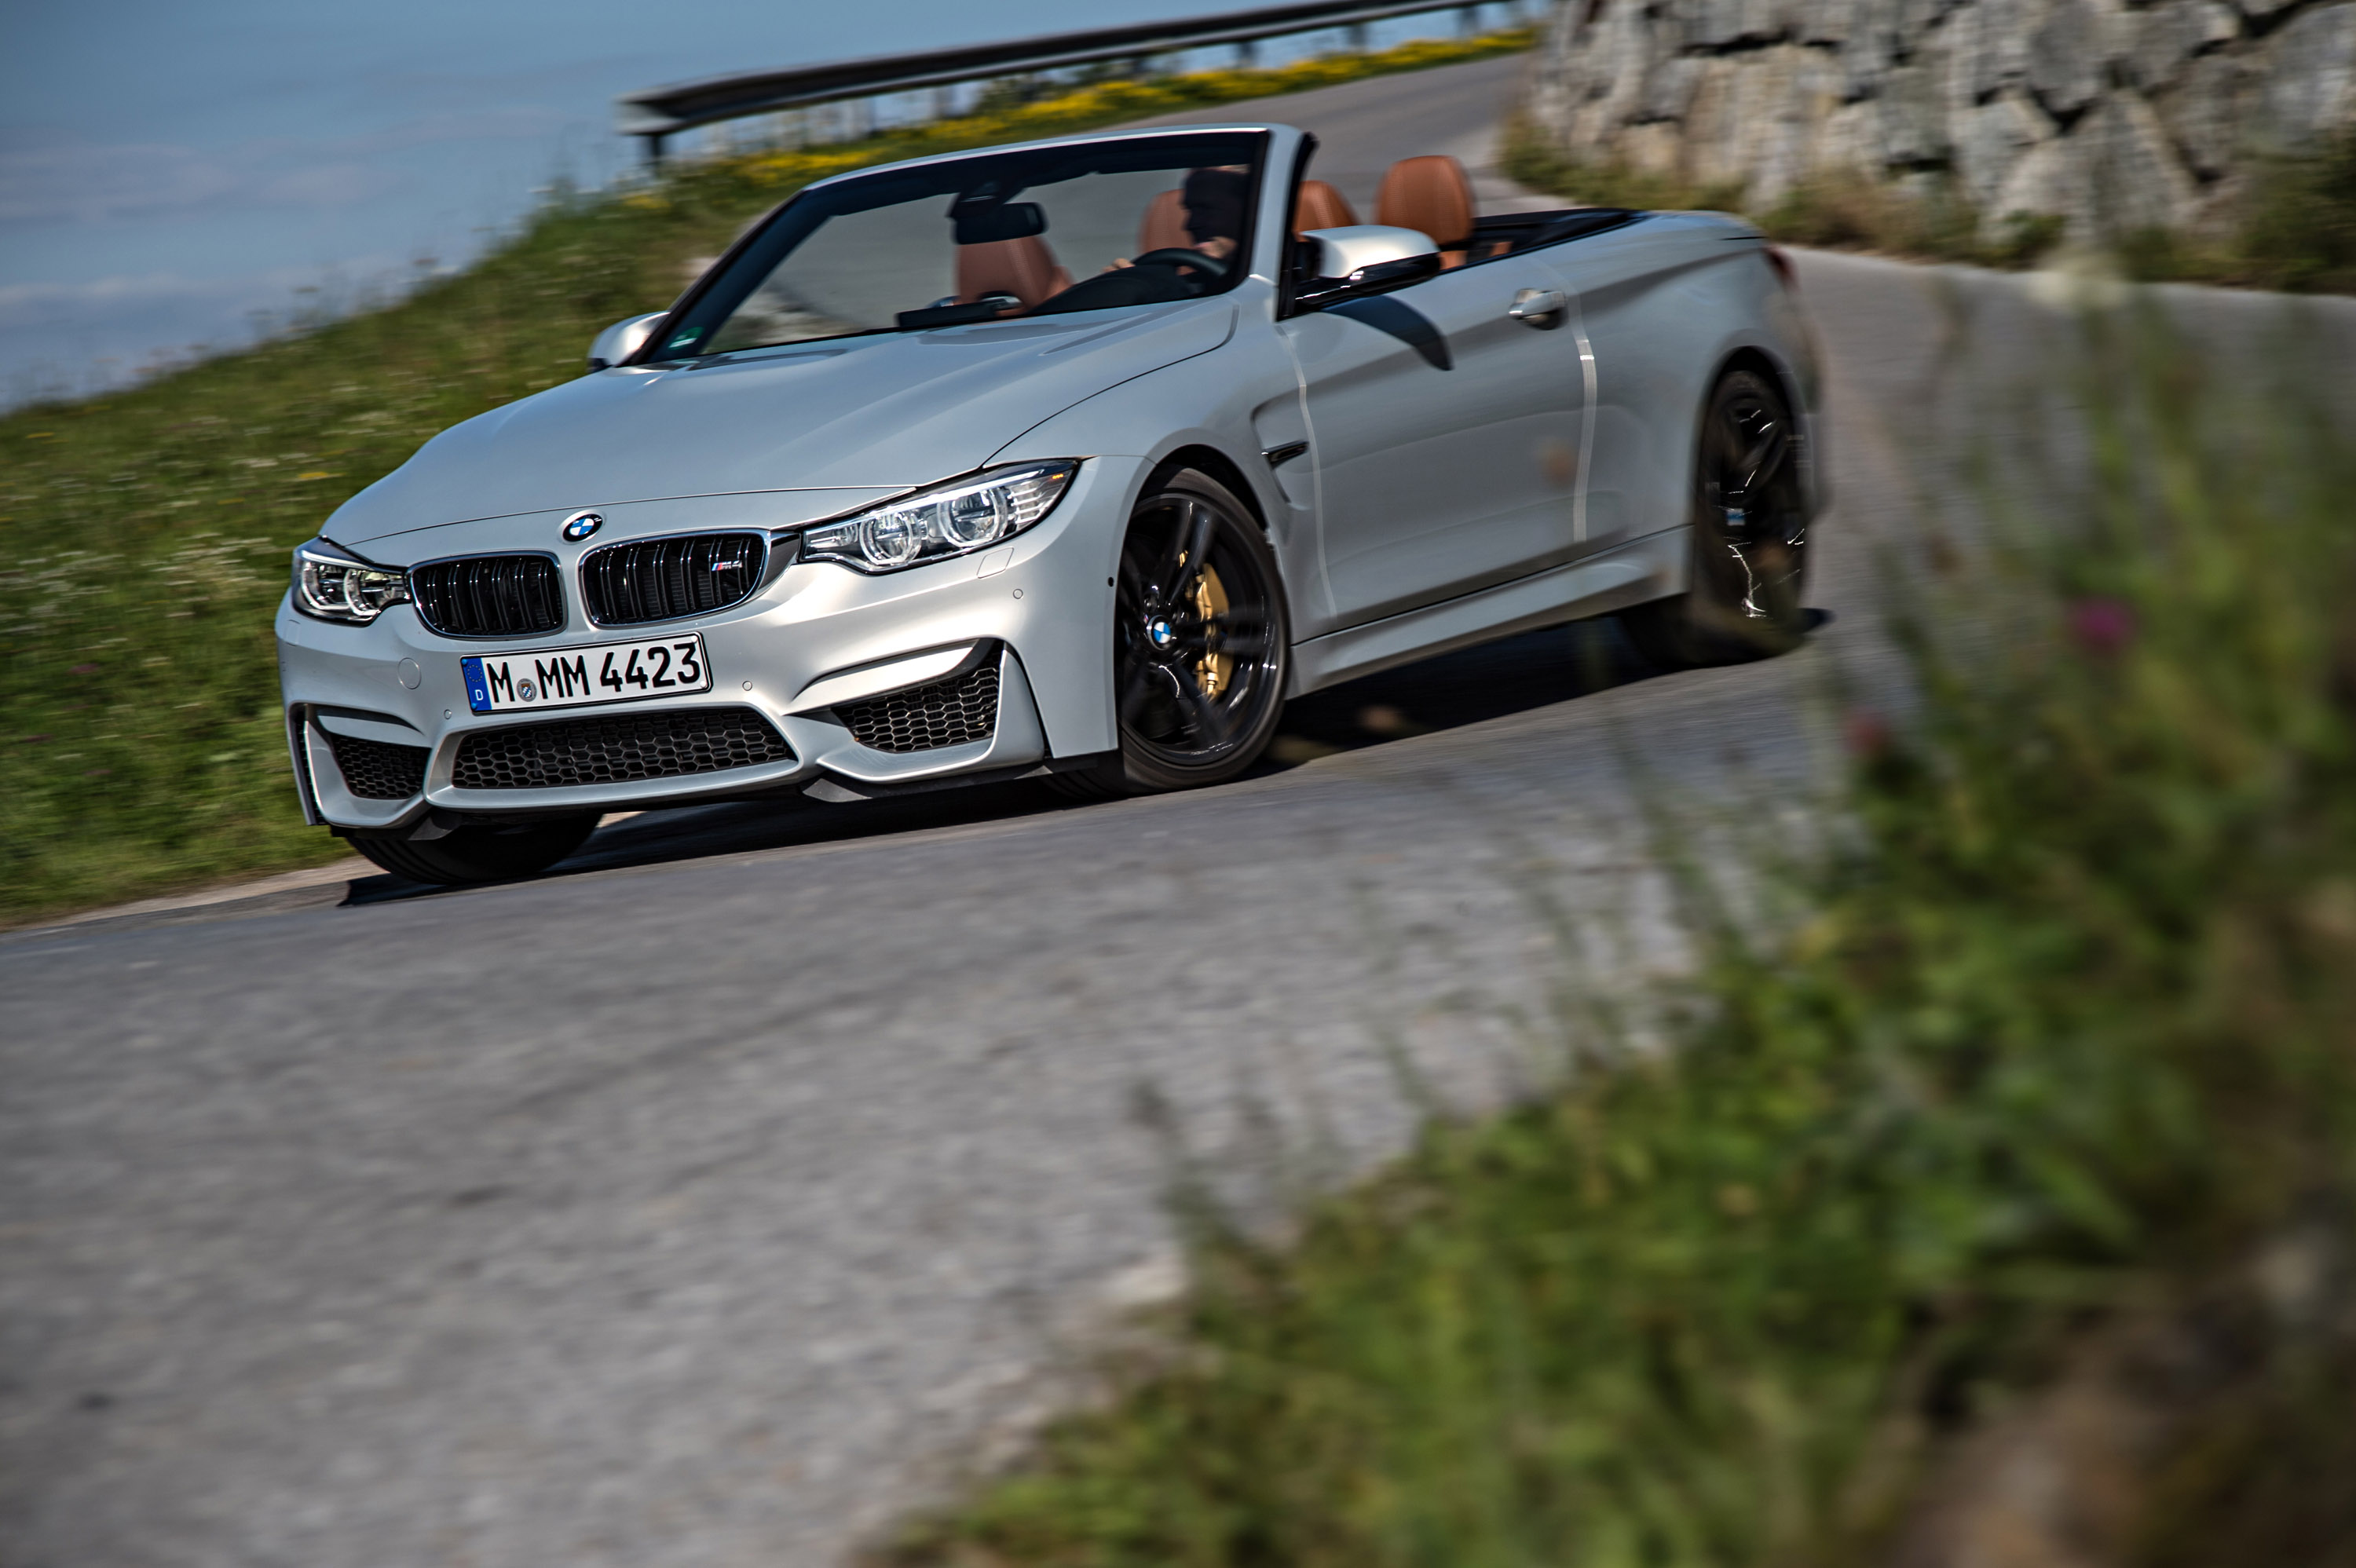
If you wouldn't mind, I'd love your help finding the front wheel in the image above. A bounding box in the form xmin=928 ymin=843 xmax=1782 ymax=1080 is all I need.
xmin=349 ymin=813 xmax=598 ymax=886
xmin=1623 ymin=366 xmax=1813 ymax=668
xmin=1052 ymin=470 xmax=1290 ymax=799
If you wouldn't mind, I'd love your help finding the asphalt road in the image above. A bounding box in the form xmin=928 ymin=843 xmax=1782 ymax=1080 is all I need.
xmin=6 ymin=53 xmax=2352 ymax=1568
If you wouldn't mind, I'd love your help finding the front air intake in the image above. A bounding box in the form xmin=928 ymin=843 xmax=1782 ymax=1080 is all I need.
xmin=580 ymin=532 xmax=766 ymax=626
xmin=326 ymin=733 xmax=429 ymax=799
xmin=836 ymin=663 xmax=1001 ymax=753
xmin=408 ymin=554 xmax=565 ymax=638
xmin=452 ymin=706 xmax=791 ymax=790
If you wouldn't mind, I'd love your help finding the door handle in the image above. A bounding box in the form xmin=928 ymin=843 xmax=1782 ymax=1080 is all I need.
xmin=1509 ymin=288 xmax=1568 ymax=328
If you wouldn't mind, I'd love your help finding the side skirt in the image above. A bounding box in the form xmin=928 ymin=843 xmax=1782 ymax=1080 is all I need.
xmin=1286 ymin=528 xmax=1690 ymax=699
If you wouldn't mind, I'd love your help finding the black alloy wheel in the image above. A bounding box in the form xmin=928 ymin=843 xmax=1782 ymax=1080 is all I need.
xmin=1054 ymin=469 xmax=1290 ymax=798
xmin=350 ymin=813 xmax=599 ymax=886
xmin=1623 ymin=367 xmax=1813 ymax=668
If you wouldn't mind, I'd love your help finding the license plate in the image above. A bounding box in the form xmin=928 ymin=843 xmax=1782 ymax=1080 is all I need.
xmin=461 ymin=634 xmax=712 ymax=715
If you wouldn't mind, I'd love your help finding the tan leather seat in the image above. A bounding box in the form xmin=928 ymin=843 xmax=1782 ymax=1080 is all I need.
xmin=1136 ymin=188 xmax=1190 ymax=254
xmin=956 ymin=236 xmax=1073 ymax=309
xmin=1138 ymin=179 xmax=1363 ymax=258
xmin=1375 ymin=155 xmax=1476 ymax=268
xmin=1292 ymin=179 xmax=1358 ymax=235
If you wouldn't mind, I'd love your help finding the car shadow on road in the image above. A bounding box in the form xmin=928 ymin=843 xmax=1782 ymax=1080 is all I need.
xmin=1265 ymin=617 xmax=1646 ymax=766
xmin=342 ymin=618 xmax=1666 ymax=908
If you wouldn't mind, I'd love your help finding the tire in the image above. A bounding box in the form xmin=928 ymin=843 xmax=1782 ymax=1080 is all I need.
xmin=350 ymin=813 xmax=599 ymax=886
xmin=1622 ymin=366 xmax=1813 ymax=669
xmin=1049 ymin=469 xmax=1290 ymax=799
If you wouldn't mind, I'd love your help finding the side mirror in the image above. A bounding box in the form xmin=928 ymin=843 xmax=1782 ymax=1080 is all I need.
xmin=1295 ymin=225 xmax=1443 ymax=306
xmin=587 ymin=312 xmax=668 ymax=371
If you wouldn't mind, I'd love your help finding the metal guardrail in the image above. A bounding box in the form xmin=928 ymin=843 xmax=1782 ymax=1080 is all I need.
xmin=616 ymin=0 xmax=1532 ymax=164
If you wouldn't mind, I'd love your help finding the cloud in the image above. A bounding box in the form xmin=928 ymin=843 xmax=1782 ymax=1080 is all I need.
xmin=0 ymin=139 xmax=393 ymax=225
xmin=0 ymin=254 xmax=423 ymax=408
xmin=0 ymin=105 xmax=573 ymax=225
xmin=0 ymin=142 xmax=242 ymax=225
xmin=341 ymin=103 xmax=577 ymax=152
xmin=0 ymin=256 xmax=414 ymax=330
xmin=0 ymin=270 xmax=280 ymax=323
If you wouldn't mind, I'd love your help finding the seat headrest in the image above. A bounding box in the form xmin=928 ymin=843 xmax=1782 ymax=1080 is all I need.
xmin=956 ymin=236 xmax=1073 ymax=309
xmin=1292 ymin=180 xmax=1359 ymax=235
xmin=1136 ymin=189 xmax=1190 ymax=255
xmin=1374 ymin=155 xmax=1475 ymax=250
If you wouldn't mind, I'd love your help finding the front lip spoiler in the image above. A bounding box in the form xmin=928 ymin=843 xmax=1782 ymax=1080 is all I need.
xmin=309 ymin=646 xmax=1059 ymax=834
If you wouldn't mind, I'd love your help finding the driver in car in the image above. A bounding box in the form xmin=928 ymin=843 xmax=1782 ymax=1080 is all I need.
xmin=1085 ymin=166 xmax=1249 ymax=302
xmin=1170 ymin=164 xmax=1249 ymax=265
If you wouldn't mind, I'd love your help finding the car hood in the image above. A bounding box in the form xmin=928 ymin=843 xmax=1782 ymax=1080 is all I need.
xmin=327 ymin=299 xmax=1236 ymax=546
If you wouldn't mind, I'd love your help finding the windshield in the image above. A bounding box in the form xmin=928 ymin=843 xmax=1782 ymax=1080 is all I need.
xmin=653 ymin=131 xmax=1268 ymax=360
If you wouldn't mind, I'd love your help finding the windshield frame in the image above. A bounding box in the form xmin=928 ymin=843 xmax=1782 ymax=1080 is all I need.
xmin=631 ymin=127 xmax=1273 ymax=366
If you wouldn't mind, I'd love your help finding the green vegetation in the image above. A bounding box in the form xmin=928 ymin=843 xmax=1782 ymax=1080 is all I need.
xmin=0 ymin=29 xmax=1532 ymax=924
xmin=2120 ymin=123 xmax=2356 ymax=293
xmin=884 ymin=317 xmax=2356 ymax=1564
xmin=1505 ymin=119 xmax=2356 ymax=287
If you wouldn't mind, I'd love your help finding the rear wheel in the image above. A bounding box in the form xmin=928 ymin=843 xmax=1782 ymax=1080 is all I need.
xmin=1052 ymin=470 xmax=1289 ymax=799
xmin=1623 ymin=366 xmax=1812 ymax=668
xmin=349 ymin=813 xmax=598 ymax=886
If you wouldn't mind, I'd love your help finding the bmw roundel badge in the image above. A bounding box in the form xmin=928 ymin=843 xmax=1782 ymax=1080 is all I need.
xmin=562 ymin=511 xmax=603 ymax=542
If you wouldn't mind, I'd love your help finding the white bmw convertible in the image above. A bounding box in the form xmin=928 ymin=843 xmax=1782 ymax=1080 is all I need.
xmin=276 ymin=120 xmax=1823 ymax=883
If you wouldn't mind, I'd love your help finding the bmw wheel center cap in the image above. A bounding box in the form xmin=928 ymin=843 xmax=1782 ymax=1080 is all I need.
xmin=562 ymin=511 xmax=604 ymax=542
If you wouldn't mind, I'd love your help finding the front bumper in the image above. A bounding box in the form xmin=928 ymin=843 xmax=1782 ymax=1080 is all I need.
xmin=276 ymin=461 xmax=1132 ymax=833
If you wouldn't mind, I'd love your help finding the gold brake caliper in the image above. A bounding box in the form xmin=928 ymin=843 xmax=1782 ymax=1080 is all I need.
xmin=1192 ymin=562 xmax=1233 ymax=700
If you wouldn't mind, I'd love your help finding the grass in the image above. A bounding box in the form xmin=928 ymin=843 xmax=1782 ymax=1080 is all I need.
xmin=1505 ymin=119 xmax=2356 ymax=287
xmin=0 ymin=28 xmax=1534 ymax=926
xmin=880 ymin=313 xmax=2356 ymax=1564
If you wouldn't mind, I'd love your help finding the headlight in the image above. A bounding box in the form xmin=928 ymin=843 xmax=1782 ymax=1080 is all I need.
xmin=799 ymin=461 xmax=1079 ymax=574
xmin=291 ymin=538 xmax=411 ymax=623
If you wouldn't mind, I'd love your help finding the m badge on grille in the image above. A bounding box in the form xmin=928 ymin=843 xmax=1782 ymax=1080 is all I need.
xmin=562 ymin=511 xmax=603 ymax=541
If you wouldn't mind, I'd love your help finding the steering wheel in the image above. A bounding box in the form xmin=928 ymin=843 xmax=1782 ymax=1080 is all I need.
xmin=1129 ymin=247 xmax=1234 ymax=283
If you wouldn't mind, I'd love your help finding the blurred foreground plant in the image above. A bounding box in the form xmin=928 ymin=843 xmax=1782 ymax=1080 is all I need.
xmin=883 ymin=311 xmax=2356 ymax=1565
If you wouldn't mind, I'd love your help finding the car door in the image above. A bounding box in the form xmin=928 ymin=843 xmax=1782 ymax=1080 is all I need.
xmin=1277 ymin=251 xmax=1588 ymax=633
xmin=1527 ymin=218 xmax=1730 ymax=552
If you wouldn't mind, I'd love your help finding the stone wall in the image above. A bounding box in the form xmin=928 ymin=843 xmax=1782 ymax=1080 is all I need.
xmin=1524 ymin=0 xmax=2356 ymax=238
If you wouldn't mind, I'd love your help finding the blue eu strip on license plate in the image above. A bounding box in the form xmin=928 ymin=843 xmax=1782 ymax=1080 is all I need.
xmin=461 ymin=656 xmax=492 ymax=714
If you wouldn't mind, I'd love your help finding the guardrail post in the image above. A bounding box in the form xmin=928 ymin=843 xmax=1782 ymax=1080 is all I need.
xmin=642 ymin=133 xmax=667 ymax=170
xmin=1233 ymin=38 xmax=1257 ymax=68
xmin=1346 ymin=20 xmax=1369 ymax=50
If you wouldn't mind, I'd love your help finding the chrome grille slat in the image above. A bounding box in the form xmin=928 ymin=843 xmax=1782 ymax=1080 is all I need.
xmin=581 ymin=532 xmax=764 ymax=627
xmin=410 ymin=554 xmax=564 ymax=638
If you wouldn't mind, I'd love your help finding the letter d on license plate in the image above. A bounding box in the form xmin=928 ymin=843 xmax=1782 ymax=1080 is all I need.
xmin=461 ymin=634 xmax=712 ymax=715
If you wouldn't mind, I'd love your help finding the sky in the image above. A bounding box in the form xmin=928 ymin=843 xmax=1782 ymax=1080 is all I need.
xmin=0 ymin=0 xmax=1422 ymax=408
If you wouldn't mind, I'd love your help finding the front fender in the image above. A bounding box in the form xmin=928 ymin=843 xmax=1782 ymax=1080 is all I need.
xmin=991 ymin=318 xmax=1322 ymax=636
